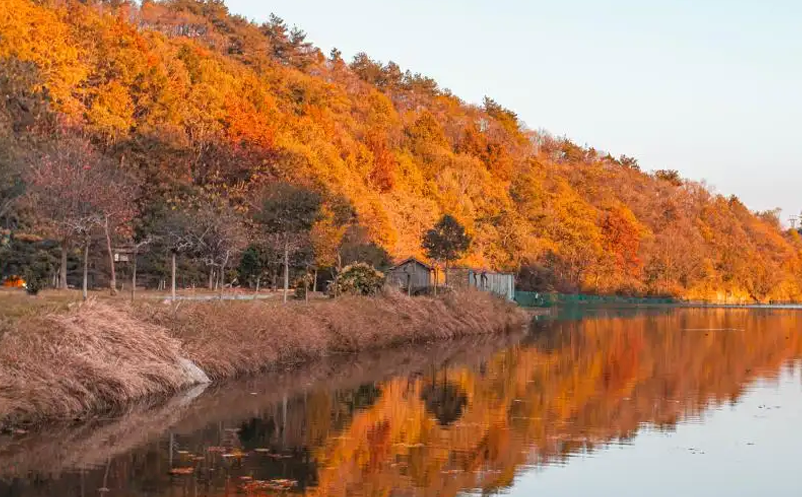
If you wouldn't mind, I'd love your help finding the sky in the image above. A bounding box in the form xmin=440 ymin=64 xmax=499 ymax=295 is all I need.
xmin=224 ymin=0 xmax=802 ymax=222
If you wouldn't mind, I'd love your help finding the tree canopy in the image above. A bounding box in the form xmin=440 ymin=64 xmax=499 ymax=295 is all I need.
xmin=423 ymin=215 xmax=472 ymax=266
xmin=0 ymin=0 xmax=800 ymax=302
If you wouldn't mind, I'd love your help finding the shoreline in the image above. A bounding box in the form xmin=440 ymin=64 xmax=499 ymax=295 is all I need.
xmin=521 ymin=302 xmax=802 ymax=311
xmin=0 ymin=290 xmax=528 ymax=429
xmin=0 ymin=332 xmax=529 ymax=478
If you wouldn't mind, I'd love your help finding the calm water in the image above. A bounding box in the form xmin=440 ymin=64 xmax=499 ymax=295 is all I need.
xmin=2 ymin=308 xmax=802 ymax=497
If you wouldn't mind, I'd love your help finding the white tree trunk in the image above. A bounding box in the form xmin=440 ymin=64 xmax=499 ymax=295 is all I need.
xmin=283 ymin=239 xmax=290 ymax=304
xmin=104 ymin=217 xmax=117 ymax=296
xmin=82 ymin=239 xmax=89 ymax=301
xmin=171 ymin=252 xmax=177 ymax=301
xmin=60 ymin=240 xmax=69 ymax=290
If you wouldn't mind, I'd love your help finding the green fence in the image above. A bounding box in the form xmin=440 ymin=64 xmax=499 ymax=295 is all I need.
xmin=514 ymin=291 xmax=677 ymax=308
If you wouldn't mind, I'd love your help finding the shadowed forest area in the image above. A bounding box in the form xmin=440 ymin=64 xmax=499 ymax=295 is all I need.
xmin=0 ymin=0 xmax=801 ymax=303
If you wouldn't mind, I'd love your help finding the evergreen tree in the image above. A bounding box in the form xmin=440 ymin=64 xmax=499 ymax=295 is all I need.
xmin=423 ymin=214 xmax=471 ymax=287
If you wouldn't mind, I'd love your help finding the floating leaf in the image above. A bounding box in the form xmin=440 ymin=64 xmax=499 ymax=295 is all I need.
xmin=169 ymin=467 xmax=195 ymax=475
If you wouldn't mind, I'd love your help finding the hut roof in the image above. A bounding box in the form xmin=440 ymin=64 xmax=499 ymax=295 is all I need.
xmin=389 ymin=257 xmax=434 ymax=271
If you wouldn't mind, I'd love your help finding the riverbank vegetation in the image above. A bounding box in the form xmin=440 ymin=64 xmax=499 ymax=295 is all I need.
xmin=1 ymin=0 xmax=801 ymax=303
xmin=0 ymin=290 xmax=525 ymax=427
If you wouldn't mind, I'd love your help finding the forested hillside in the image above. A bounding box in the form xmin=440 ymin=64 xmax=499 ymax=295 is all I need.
xmin=1 ymin=0 xmax=800 ymax=302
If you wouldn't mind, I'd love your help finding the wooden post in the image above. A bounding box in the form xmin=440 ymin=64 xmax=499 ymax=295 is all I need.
xmin=220 ymin=266 xmax=226 ymax=300
xmin=131 ymin=250 xmax=137 ymax=302
xmin=60 ymin=239 xmax=69 ymax=290
xmin=171 ymin=251 xmax=177 ymax=301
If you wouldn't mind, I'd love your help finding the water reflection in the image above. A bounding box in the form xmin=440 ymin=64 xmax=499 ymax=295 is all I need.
xmin=1 ymin=309 xmax=800 ymax=497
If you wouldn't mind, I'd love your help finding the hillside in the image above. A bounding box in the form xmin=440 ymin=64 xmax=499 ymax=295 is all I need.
xmin=1 ymin=0 xmax=800 ymax=302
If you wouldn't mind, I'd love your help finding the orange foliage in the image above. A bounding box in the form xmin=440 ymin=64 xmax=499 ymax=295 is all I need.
xmin=1 ymin=0 xmax=801 ymax=302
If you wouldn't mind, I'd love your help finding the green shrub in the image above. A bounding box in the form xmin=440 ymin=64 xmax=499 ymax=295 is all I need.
xmin=294 ymin=273 xmax=314 ymax=299
xmin=329 ymin=263 xmax=385 ymax=297
xmin=21 ymin=252 xmax=54 ymax=296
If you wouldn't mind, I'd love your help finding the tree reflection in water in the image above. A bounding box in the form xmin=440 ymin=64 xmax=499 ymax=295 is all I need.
xmin=421 ymin=371 xmax=468 ymax=426
xmin=1 ymin=309 xmax=801 ymax=497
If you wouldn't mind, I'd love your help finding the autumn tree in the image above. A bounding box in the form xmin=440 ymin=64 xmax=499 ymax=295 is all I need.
xmin=151 ymin=206 xmax=199 ymax=301
xmin=654 ymin=169 xmax=683 ymax=187
xmin=193 ymin=199 xmax=246 ymax=299
xmin=93 ymin=161 xmax=140 ymax=295
xmin=0 ymin=56 xmax=55 ymax=230
xmin=23 ymin=138 xmax=116 ymax=297
xmin=0 ymin=142 xmax=23 ymax=230
xmin=423 ymin=214 xmax=471 ymax=288
xmin=256 ymin=182 xmax=321 ymax=303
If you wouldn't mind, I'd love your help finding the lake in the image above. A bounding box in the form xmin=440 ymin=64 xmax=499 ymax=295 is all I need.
xmin=1 ymin=307 xmax=801 ymax=497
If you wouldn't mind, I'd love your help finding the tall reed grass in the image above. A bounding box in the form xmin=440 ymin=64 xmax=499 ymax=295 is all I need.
xmin=0 ymin=301 xmax=196 ymax=427
xmin=0 ymin=289 xmax=525 ymax=427
xmin=152 ymin=288 xmax=525 ymax=379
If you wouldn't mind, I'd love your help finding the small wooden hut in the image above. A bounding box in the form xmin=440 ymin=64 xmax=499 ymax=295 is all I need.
xmin=386 ymin=257 xmax=435 ymax=295
xmin=446 ymin=267 xmax=516 ymax=301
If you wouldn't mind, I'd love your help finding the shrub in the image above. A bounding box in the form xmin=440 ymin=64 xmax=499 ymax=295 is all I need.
xmin=329 ymin=263 xmax=385 ymax=296
xmin=22 ymin=254 xmax=53 ymax=296
xmin=294 ymin=273 xmax=314 ymax=299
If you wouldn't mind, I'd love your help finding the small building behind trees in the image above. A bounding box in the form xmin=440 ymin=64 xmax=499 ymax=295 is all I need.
xmin=386 ymin=257 xmax=515 ymax=301
xmin=386 ymin=257 xmax=436 ymax=295
xmin=447 ymin=267 xmax=516 ymax=301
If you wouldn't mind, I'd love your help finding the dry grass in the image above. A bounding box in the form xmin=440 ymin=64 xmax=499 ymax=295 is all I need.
xmin=0 ymin=289 xmax=526 ymax=427
xmin=0 ymin=301 xmax=195 ymax=427
xmin=0 ymin=332 xmax=525 ymax=478
xmin=151 ymin=288 xmax=526 ymax=380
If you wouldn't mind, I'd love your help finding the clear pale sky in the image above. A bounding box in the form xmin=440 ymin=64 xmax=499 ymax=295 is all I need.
xmin=225 ymin=0 xmax=801 ymax=221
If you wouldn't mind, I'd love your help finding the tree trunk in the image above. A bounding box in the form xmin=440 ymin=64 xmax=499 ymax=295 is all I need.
xmin=131 ymin=250 xmax=137 ymax=302
xmin=313 ymin=269 xmax=318 ymax=293
xmin=304 ymin=273 xmax=309 ymax=304
xmin=82 ymin=239 xmax=89 ymax=301
xmin=208 ymin=268 xmax=214 ymax=290
xmin=103 ymin=217 xmax=117 ymax=296
xmin=433 ymin=267 xmax=438 ymax=296
xmin=171 ymin=251 xmax=177 ymax=301
xmin=219 ymin=255 xmax=227 ymax=301
xmin=283 ymin=239 xmax=289 ymax=304
xmin=60 ymin=240 xmax=69 ymax=290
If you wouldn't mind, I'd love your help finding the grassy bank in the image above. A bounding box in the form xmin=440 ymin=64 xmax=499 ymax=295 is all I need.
xmin=0 ymin=290 xmax=525 ymax=428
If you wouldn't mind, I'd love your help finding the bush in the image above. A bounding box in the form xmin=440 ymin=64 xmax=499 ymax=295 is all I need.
xmin=22 ymin=254 xmax=53 ymax=296
xmin=329 ymin=263 xmax=385 ymax=296
xmin=294 ymin=273 xmax=314 ymax=299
